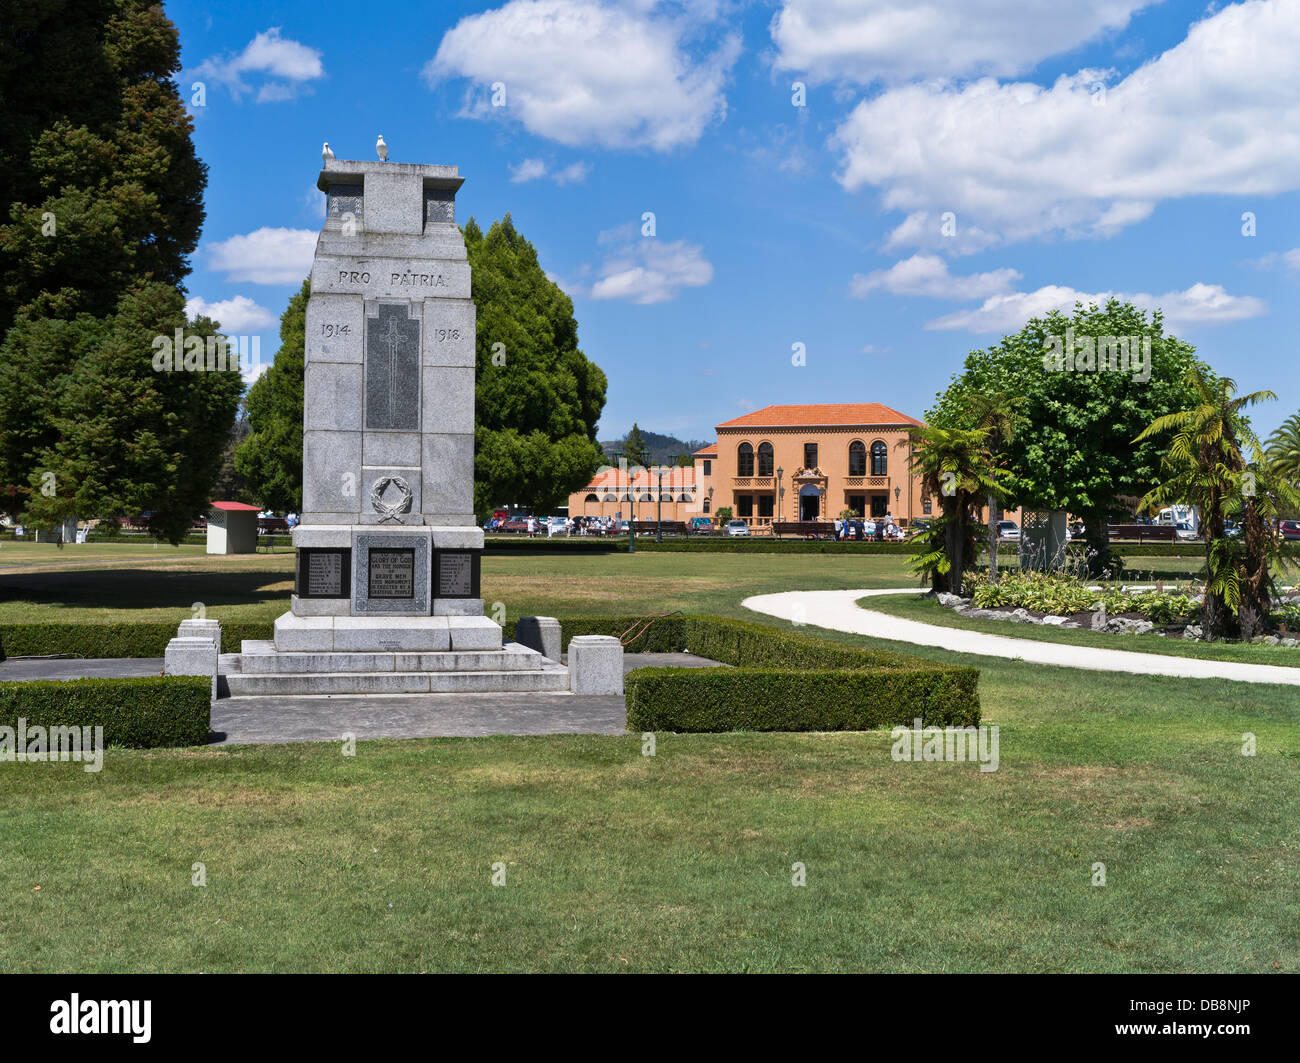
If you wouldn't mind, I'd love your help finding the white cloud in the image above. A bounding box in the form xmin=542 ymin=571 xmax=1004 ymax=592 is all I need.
xmin=510 ymin=158 xmax=548 ymax=183
xmin=185 ymin=295 xmax=275 ymax=333
xmin=205 ymin=227 xmax=316 ymax=285
xmin=1257 ymin=247 xmax=1300 ymax=272
xmin=193 ymin=27 xmax=324 ymax=101
xmin=589 ymin=237 xmax=714 ymax=303
xmin=424 ymin=0 xmax=740 ymax=150
xmin=771 ymin=0 xmax=1156 ymax=82
xmin=850 ymin=253 xmax=1021 ymax=299
xmin=926 ymin=282 xmax=1266 ymax=333
xmin=831 ymin=0 xmax=1300 ymax=248
xmin=510 ymin=158 xmax=591 ymax=184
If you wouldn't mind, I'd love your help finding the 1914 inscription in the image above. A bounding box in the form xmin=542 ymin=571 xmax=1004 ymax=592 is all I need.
xmin=368 ymin=548 xmax=416 ymax=599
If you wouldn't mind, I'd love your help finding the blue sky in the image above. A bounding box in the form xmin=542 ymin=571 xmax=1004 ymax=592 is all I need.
xmin=174 ymin=0 xmax=1300 ymax=442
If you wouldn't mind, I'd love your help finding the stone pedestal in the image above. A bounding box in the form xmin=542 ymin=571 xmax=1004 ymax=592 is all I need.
xmin=285 ymin=157 xmax=489 ymax=648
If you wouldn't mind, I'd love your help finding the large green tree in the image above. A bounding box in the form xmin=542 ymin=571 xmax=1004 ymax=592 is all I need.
xmin=0 ymin=0 xmax=230 ymax=539
xmin=0 ymin=0 xmax=206 ymax=331
xmin=620 ymin=423 xmax=651 ymax=470
xmin=235 ymin=280 xmax=308 ymax=513
xmin=929 ymin=300 xmax=1203 ymax=575
xmin=466 ymin=215 xmax=606 ymax=515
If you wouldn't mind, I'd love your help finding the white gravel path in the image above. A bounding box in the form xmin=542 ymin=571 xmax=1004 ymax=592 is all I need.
xmin=742 ymin=588 xmax=1300 ymax=687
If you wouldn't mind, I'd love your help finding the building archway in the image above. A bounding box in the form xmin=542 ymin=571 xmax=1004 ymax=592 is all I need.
xmin=798 ymin=483 xmax=821 ymax=521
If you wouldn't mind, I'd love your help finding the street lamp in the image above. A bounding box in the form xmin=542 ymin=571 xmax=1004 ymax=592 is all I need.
xmin=776 ymin=466 xmax=784 ymax=536
xmin=655 ymin=466 xmax=665 ymax=543
xmin=627 ymin=461 xmax=636 ymax=554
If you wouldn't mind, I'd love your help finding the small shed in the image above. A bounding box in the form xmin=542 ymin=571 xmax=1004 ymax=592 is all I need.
xmin=207 ymin=501 xmax=261 ymax=555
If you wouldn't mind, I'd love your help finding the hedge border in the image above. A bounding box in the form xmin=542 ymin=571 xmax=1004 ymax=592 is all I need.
xmin=0 ymin=676 xmax=211 ymax=748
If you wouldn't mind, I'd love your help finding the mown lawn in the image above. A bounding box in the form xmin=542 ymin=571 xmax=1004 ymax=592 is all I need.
xmin=0 ymin=550 xmax=1297 ymax=972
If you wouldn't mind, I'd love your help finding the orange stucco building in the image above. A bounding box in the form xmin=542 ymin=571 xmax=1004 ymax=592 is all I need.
xmin=568 ymin=403 xmax=944 ymax=530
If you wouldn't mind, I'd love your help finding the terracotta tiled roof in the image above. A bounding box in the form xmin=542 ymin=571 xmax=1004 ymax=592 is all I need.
xmin=576 ymin=466 xmax=698 ymax=493
xmin=210 ymin=501 xmax=262 ymax=511
xmin=716 ymin=403 xmax=922 ymax=429
xmin=693 ymin=442 xmax=716 ymax=456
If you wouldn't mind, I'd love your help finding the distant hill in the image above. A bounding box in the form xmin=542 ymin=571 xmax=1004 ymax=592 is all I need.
xmin=600 ymin=428 xmax=709 ymax=467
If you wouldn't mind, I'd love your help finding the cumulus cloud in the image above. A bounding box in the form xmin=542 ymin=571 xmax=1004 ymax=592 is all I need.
xmin=192 ymin=27 xmax=324 ymax=102
xmin=510 ymin=158 xmax=591 ymax=184
xmin=771 ymin=0 xmax=1156 ymax=82
xmin=424 ymin=0 xmax=740 ymax=150
xmin=925 ymin=282 xmax=1267 ymax=333
xmin=185 ymin=295 xmax=275 ymax=333
xmin=831 ymin=0 xmax=1300 ymax=248
xmin=205 ymin=227 xmax=317 ymax=285
xmin=850 ymin=253 xmax=1021 ymax=299
xmin=1257 ymin=247 xmax=1300 ymax=272
xmin=588 ymin=237 xmax=714 ymax=303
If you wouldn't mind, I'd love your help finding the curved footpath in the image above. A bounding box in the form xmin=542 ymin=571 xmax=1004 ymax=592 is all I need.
xmin=742 ymin=588 xmax=1300 ymax=687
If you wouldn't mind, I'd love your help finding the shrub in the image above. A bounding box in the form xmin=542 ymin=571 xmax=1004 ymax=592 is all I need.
xmin=626 ymin=667 xmax=979 ymax=732
xmin=968 ymin=571 xmax=1199 ymax=622
xmin=0 ymin=622 xmax=274 ymax=660
xmin=0 ymin=676 xmax=210 ymax=748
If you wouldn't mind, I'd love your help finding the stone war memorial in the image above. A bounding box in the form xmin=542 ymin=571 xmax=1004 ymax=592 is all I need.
xmin=182 ymin=155 xmax=624 ymax=697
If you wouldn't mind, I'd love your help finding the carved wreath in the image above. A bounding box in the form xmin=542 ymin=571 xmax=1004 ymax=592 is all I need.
xmin=370 ymin=475 xmax=413 ymax=523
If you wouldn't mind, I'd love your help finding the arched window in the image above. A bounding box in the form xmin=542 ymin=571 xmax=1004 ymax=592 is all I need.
xmin=757 ymin=441 xmax=774 ymax=477
xmin=737 ymin=442 xmax=754 ymax=477
xmin=603 ymin=493 xmax=617 ymax=502
xmin=678 ymin=493 xmax=691 ymax=502
xmin=660 ymin=492 xmax=673 ymax=502
xmin=703 ymin=498 xmax=711 ymax=513
xmin=621 ymin=493 xmax=632 ymax=502
xmin=585 ymin=494 xmax=599 ymax=503
xmin=848 ymin=440 xmax=866 ymax=476
xmin=870 ymin=440 xmax=887 ymax=477
xmin=640 ymin=493 xmax=653 ymax=502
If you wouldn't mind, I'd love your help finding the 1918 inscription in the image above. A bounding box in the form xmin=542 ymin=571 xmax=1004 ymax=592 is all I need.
xmin=368 ymin=548 xmax=415 ymax=599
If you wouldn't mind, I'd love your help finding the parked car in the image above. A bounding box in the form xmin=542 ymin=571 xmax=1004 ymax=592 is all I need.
xmin=689 ymin=516 xmax=715 ymax=533
xmin=1223 ymin=519 xmax=1241 ymax=539
xmin=995 ymin=520 xmax=1020 ymax=541
xmin=1279 ymin=520 xmax=1300 ymax=541
xmin=1174 ymin=521 xmax=1198 ymax=541
xmin=726 ymin=519 xmax=751 ymax=537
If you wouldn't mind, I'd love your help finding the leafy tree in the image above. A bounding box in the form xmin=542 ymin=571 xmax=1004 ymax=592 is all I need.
xmin=0 ymin=0 xmax=206 ymax=332
xmin=16 ymin=283 xmax=242 ymax=542
xmin=1266 ymin=412 xmax=1300 ymax=493
xmin=1136 ymin=366 xmax=1290 ymax=640
xmin=714 ymin=506 xmax=733 ymax=523
xmin=621 ymin=424 xmax=652 ymax=470
xmin=929 ymin=300 xmax=1202 ymax=575
xmin=959 ymin=391 xmax=1026 ymax=584
xmin=211 ymin=411 xmax=254 ymax=504
xmin=235 ymin=281 xmax=308 ymax=513
xmin=0 ymin=0 xmax=229 ymax=540
xmin=904 ymin=425 xmax=1005 ymax=596
xmin=466 ymin=215 xmax=606 ymax=515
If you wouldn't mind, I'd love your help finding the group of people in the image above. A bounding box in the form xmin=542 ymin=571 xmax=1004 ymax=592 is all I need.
xmin=835 ymin=512 xmax=905 ymax=541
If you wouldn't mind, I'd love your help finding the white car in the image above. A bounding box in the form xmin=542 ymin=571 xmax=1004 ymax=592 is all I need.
xmin=726 ymin=519 xmax=751 ymax=537
xmin=1174 ymin=521 xmax=1197 ymax=541
xmin=995 ymin=520 xmax=1021 ymax=541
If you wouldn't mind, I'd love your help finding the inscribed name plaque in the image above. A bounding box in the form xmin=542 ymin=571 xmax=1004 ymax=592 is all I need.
xmin=433 ymin=549 xmax=481 ymax=599
xmin=364 ymin=302 xmax=420 ymax=430
xmin=297 ymin=548 xmax=350 ymax=598
xmin=368 ymin=548 xmax=416 ymax=599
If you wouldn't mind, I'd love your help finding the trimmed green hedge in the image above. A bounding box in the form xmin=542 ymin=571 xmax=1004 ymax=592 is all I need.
xmin=0 ymin=676 xmax=211 ymax=747
xmin=504 ymin=613 xmax=981 ymax=732
xmin=0 ymin=622 xmax=274 ymax=660
xmin=626 ymin=667 xmax=978 ymax=732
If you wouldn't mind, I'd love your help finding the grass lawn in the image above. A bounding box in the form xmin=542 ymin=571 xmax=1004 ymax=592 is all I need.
xmin=861 ymin=592 xmax=1300 ymax=668
xmin=1 ymin=547 xmax=1296 ymax=972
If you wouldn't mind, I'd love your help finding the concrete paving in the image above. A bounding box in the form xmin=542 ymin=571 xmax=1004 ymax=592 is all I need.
xmin=743 ymin=588 xmax=1300 ymax=687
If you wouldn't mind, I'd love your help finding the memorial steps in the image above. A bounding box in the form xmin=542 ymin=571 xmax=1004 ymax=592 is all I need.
xmin=220 ymin=640 xmax=570 ymax=697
